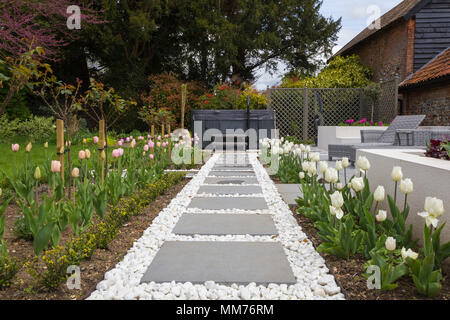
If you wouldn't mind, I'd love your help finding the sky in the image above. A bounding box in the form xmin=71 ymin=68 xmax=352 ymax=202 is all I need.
xmin=254 ymin=0 xmax=403 ymax=90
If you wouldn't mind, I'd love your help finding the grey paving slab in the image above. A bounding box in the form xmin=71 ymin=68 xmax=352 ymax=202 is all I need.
xmin=208 ymin=171 xmax=255 ymax=177
xmin=197 ymin=185 xmax=262 ymax=195
xmin=275 ymin=184 xmax=303 ymax=207
xmin=188 ymin=196 xmax=268 ymax=210
xmin=172 ymin=214 xmax=278 ymax=235
xmin=204 ymin=177 xmax=259 ymax=185
xmin=213 ymin=165 xmax=253 ymax=170
xmin=140 ymin=241 xmax=296 ymax=285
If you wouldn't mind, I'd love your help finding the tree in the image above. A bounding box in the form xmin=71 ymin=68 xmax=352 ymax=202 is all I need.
xmin=281 ymin=55 xmax=374 ymax=88
xmin=77 ymin=0 xmax=340 ymax=94
xmin=0 ymin=0 xmax=102 ymax=59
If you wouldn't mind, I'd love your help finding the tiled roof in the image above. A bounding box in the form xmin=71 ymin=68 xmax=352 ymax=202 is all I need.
xmin=399 ymin=47 xmax=450 ymax=88
xmin=334 ymin=0 xmax=424 ymax=57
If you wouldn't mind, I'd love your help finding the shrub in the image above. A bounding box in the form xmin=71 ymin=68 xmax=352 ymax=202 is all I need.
xmin=425 ymin=138 xmax=450 ymax=161
xmin=17 ymin=116 xmax=55 ymax=142
xmin=27 ymin=246 xmax=69 ymax=290
xmin=0 ymin=253 xmax=20 ymax=289
xmin=0 ymin=115 xmax=21 ymax=143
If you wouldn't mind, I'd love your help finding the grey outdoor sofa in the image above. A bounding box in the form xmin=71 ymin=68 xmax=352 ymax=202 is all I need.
xmin=328 ymin=115 xmax=426 ymax=163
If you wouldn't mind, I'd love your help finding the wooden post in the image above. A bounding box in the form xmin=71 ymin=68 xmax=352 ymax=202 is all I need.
xmin=56 ymin=119 xmax=65 ymax=181
xmin=181 ymin=84 xmax=186 ymax=129
xmin=98 ymin=119 xmax=105 ymax=182
xmin=151 ymin=125 xmax=155 ymax=139
xmin=303 ymin=88 xmax=309 ymax=141
xmin=168 ymin=124 xmax=171 ymax=156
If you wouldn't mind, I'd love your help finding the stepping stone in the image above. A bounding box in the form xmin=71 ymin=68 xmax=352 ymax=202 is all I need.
xmin=204 ymin=177 xmax=258 ymax=185
xmin=208 ymin=171 xmax=255 ymax=177
xmin=140 ymin=241 xmax=296 ymax=285
xmin=275 ymin=184 xmax=303 ymax=207
xmin=213 ymin=165 xmax=253 ymax=170
xmin=197 ymin=185 xmax=262 ymax=195
xmin=173 ymin=214 xmax=278 ymax=235
xmin=188 ymin=197 xmax=268 ymax=210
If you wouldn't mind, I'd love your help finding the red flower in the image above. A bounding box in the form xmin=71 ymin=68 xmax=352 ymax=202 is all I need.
xmin=206 ymin=93 xmax=213 ymax=98
xmin=223 ymin=97 xmax=228 ymax=101
xmin=203 ymin=100 xmax=210 ymax=105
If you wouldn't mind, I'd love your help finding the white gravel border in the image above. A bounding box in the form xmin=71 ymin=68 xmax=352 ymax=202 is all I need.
xmin=87 ymin=153 xmax=344 ymax=300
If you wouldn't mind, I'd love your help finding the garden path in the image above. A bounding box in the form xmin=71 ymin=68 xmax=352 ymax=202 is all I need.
xmin=88 ymin=152 xmax=344 ymax=300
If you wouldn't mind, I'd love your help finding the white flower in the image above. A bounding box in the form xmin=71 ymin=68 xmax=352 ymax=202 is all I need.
xmin=301 ymin=161 xmax=310 ymax=172
xmin=335 ymin=161 xmax=343 ymax=171
xmin=325 ymin=167 xmax=338 ymax=183
xmin=329 ymin=206 xmax=344 ymax=219
xmin=376 ymin=210 xmax=387 ymax=222
xmin=391 ymin=166 xmax=403 ymax=182
xmin=350 ymin=177 xmax=365 ymax=192
xmin=418 ymin=197 xmax=445 ymax=228
xmin=318 ymin=161 xmax=328 ymax=174
xmin=401 ymin=247 xmax=418 ymax=260
xmin=300 ymin=144 xmax=306 ymax=152
xmin=310 ymin=152 xmax=320 ymax=162
xmin=336 ymin=183 xmax=344 ymax=190
xmin=330 ymin=191 xmax=344 ymax=208
xmin=400 ymin=178 xmax=413 ymax=194
xmin=342 ymin=157 xmax=350 ymax=168
xmin=385 ymin=237 xmax=396 ymax=251
xmin=356 ymin=156 xmax=370 ymax=171
xmin=307 ymin=163 xmax=317 ymax=177
xmin=299 ymin=172 xmax=305 ymax=179
xmin=374 ymin=185 xmax=385 ymax=202
xmin=305 ymin=145 xmax=311 ymax=154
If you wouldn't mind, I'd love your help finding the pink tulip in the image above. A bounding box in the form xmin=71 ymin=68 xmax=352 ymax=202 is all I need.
xmin=138 ymin=136 xmax=144 ymax=141
xmin=72 ymin=167 xmax=80 ymax=178
xmin=147 ymin=135 xmax=151 ymax=139
xmin=112 ymin=149 xmax=120 ymax=158
xmin=144 ymin=145 xmax=149 ymax=152
xmin=93 ymin=136 xmax=99 ymax=144
xmin=162 ymin=142 xmax=167 ymax=147
xmin=118 ymin=148 xmax=124 ymax=156
xmin=126 ymin=137 xmax=130 ymax=142
xmin=149 ymin=154 xmax=154 ymax=160
xmin=11 ymin=144 xmax=19 ymax=152
xmin=148 ymin=141 xmax=154 ymax=148
xmin=51 ymin=160 xmax=61 ymax=173
xmin=118 ymin=140 xmax=123 ymax=146
xmin=174 ymin=143 xmax=179 ymax=148
xmin=78 ymin=150 xmax=86 ymax=160
xmin=157 ymin=136 xmax=161 ymax=140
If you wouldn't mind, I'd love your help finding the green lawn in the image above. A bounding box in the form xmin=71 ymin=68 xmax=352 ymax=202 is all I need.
xmin=0 ymin=138 xmax=99 ymax=177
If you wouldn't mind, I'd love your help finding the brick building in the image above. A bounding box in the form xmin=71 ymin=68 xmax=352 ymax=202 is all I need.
xmin=334 ymin=0 xmax=450 ymax=125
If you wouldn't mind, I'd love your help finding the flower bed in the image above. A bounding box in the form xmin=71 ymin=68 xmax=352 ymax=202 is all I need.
xmin=426 ymin=138 xmax=450 ymax=161
xmin=317 ymin=126 xmax=387 ymax=151
xmin=0 ymin=132 xmax=197 ymax=295
xmin=261 ymin=137 xmax=450 ymax=298
xmin=338 ymin=118 xmax=388 ymax=126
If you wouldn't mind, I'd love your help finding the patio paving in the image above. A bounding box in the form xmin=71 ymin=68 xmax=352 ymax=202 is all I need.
xmin=197 ymin=185 xmax=262 ymax=195
xmin=203 ymin=177 xmax=259 ymax=184
xmin=208 ymin=171 xmax=256 ymax=177
xmin=276 ymin=184 xmax=302 ymax=206
xmin=140 ymin=241 xmax=296 ymax=285
xmin=188 ymin=196 xmax=268 ymax=210
xmin=172 ymin=214 xmax=278 ymax=235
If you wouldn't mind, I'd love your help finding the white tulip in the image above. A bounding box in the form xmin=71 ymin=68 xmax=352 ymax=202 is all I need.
xmin=329 ymin=206 xmax=344 ymax=219
xmin=376 ymin=210 xmax=387 ymax=222
xmin=342 ymin=157 xmax=349 ymax=168
xmin=336 ymin=183 xmax=344 ymax=190
xmin=418 ymin=197 xmax=445 ymax=228
xmin=318 ymin=161 xmax=328 ymax=174
xmin=307 ymin=163 xmax=317 ymax=177
xmin=335 ymin=161 xmax=343 ymax=171
xmin=301 ymin=161 xmax=310 ymax=172
xmin=356 ymin=156 xmax=371 ymax=171
xmin=325 ymin=167 xmax=338 ymax=184
xmin=300 ymin=144 xmax=305 ymax=152
xmin=400 ymin=179 xmax=413 ymax=194
xmin=350 ymin=177 xmax=365 ymax=192
xmin=330 ymin=191 xmax=344 ymax=208
xmin=385 ymin=237 xmax=396 ymax=251
xmin=374 ymin=186 xmax=385 ymax=202
xmin=310 ymin=152 xmax=320 ymax=162
xmin=299 ymin=172 xmax=305 ymax=179
xmin=391 ymin=166 xmax=403 ymax=182
xmin=305 ymin=146 xmax=311 ymax=154
xmin=401 ymin=247 xmax=418 ymax=260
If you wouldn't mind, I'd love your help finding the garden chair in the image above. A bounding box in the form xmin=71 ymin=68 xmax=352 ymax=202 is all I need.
xmin=328 ymin=115 xmax=426 ymax=163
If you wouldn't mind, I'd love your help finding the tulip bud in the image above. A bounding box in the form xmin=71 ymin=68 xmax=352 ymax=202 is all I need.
xmin=356 ymin=156 xmax=370 ymax=171
xmin=78 ymin=150 xmax=86 ymax=160
xmin=400 ymin=178 xmax=413 ymax=194
xmin=11 ymin=144 xmax=20 ymax=152
xmin=325 ymin=167 xmax=338 ymax=183
xmin=93 ymin=136 xmax=99 ymax=144
xmin=44 ymin=142 xmax=48 ymax=149
xmin=0 ymin=188 xmax=2 ymax=197
xmin=342 ymin=157 xmax=349 ymax=168
xmin=83 ymin=138 xmax=87 ymax=144
xmin=100 ymin=150 xmax=106 ymax=160
xmin=374 ymin=185 xmax=385 ymax=202
xmin=391 ymin=166 xmax=403 ymax=182
xmin=376 ymin=210 xmax=387 ymax=222
xmin=401 ymin=247 xmax=418 ymax=260
xmin=51 ymin=160 xmax=61 ymax=173
xmin=34 ymin=166 xmax=41 ymax=180
xmin=330 ymin=191 xmax=344 ymax=208
xmin=299 ymin=172 xmax=305 ymax=179
xmin=335 ymin=161 xmax=343 ymax=171
xmin=385 ymin=237 xmax=396 ymax=251
xmin=85 ymin=149 xmax=91 ymax=159
xmin=26 ymin=142 xmax=32 ymax=153
xmin=72 ymin=167 xmax=80 ymax=178
xmin=149 ymin=154 xmax=154 ymax=160
xmin=319 ymin=161 xmax=328 ymax=174
xmin=350 ymin=177 xmax=365 ymax=192
xmin=336 ymin=183 xmax=343 ymax=190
